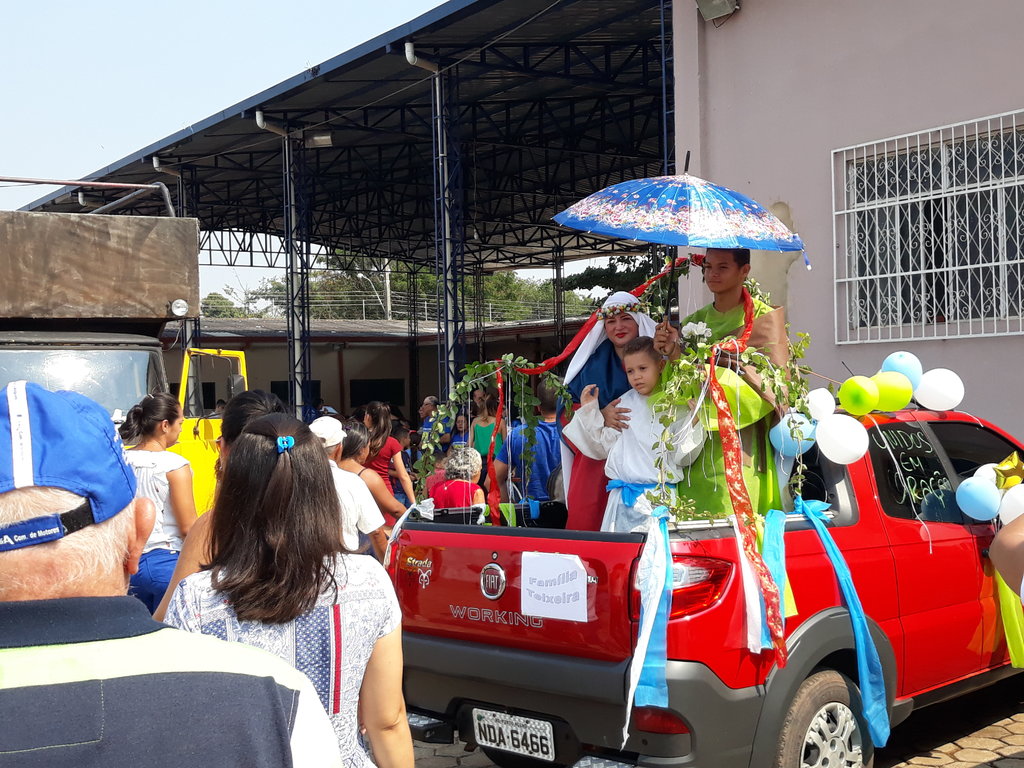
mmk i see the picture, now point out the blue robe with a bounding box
[567,339,630,406]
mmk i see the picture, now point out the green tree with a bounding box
[244,258,594,322]
[200,291,245,318]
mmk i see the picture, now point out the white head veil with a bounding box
[564,291,659,388]
[561,291,658,501]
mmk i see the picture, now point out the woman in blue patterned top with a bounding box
[165,414,413,768]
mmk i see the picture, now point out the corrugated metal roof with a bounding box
[27,0,671,272]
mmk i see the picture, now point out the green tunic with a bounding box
[674,298,783,519]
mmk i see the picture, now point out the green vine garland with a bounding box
[413,354,574,508]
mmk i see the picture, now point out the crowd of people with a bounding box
[0,363,571,763]
[0,246,802,765]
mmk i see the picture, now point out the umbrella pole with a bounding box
[663,247,678,324]
[662,150,692,322]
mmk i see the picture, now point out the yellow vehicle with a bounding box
[0,210,246,513]
[172,348,248,514]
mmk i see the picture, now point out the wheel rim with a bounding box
[800,701,864,768]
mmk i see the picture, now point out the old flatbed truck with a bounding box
[0,209,245,511]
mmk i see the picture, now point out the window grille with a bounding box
[832,110,1024,343]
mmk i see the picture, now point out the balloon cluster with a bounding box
[956,453,1024,523]
[836,352,965,416]
[769,351,967,468]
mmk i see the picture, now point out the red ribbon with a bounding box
[706,288,787,666]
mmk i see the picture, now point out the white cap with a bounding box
[309,416,345,448]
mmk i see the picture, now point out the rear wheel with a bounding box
[774,670,874,768]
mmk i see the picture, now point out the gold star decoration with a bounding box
[994,452,1024,490]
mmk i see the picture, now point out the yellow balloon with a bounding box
[871,371,914,412]
[995,452,1024,490]
[838,376,879,416]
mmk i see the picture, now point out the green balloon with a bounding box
[838,376,879,416]
[871,371,914,412]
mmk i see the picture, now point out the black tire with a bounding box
[481,747,565,768]
[774,669,875,768]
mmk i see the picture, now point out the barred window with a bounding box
[832,111,1024,343]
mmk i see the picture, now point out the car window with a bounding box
[783,443,858,527]
[867,421,963,523]
[928,421,1021,482]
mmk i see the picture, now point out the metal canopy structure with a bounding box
[24,0,674,409]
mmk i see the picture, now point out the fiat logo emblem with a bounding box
[480,563,506,600]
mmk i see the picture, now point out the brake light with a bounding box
[670,556,732,618]
[632,706,690,734]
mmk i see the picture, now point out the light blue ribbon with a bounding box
[798,495,890,747]
[606,479,675,508]
[762,508,789,636]
[635,505,672,708]
[527,498,541,520]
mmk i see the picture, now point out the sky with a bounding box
[0,0,455,294]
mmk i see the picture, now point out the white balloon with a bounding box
[815,413,870,465]
[806,388,837,422]
[973,463,998,485]
[914,368,965,411]
[999,485,1024,525]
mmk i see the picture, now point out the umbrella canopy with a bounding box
[553,174,804,251]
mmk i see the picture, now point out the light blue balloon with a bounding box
[770,413,816,458]
[881,351,923,390]
[955,476,1001,522]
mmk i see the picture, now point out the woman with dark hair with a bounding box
[362,401,416,506]
[338,420,407,529]
[166,414,413,768]
[153,390,286,620]
[120,393,197,612]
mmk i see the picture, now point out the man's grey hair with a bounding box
[444,444,482,482]
[0,487,133,599]
[424,396,439,407]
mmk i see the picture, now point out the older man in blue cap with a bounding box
[0,381,341,768]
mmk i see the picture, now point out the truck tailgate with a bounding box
[392,523,645,662]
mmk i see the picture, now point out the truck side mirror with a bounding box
[228,373,245,398]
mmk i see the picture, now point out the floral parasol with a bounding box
[553,173,804,252]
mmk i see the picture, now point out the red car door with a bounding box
[926,416,1024,670]
[864,417,985,696]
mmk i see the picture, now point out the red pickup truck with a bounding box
[391,409,1022,768]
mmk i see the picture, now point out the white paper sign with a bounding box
[520,552,589,622]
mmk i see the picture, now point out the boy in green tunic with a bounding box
[654,248,789,519]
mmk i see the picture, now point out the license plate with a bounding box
[472,708,555,762]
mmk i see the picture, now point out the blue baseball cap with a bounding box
[0,381,137,552]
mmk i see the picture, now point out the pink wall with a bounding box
[674,0,1024,438]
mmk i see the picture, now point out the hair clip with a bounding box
[276,436,295,454]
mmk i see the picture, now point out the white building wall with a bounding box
[674,0,1024,438]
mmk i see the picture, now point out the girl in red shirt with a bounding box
[362,401,416,503]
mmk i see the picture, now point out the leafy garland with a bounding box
[647,278,813,523]
[413,354,574,507]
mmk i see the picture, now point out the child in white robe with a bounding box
[563,337,704,532]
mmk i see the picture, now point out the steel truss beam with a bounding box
[432,64,466,399]
[282,137,316,419]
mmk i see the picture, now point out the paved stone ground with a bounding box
[414,677,1024,768]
